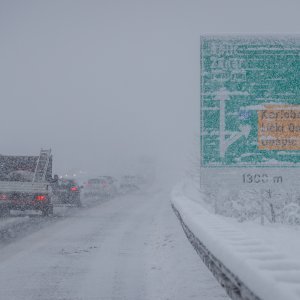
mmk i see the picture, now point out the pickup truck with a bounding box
[0,150,55,216]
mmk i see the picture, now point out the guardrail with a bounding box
[172,204,261,300]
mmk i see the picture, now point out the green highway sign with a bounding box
[200,36,300,168]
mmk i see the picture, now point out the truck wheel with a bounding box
[41,204,53,216]
[0,207,10,217]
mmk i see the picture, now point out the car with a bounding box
[98,176,118,197]
[83,176,118,198]
[53,179,82,207]
[83,178,102,197]
[119,175,140,193]
[100,176,118,197]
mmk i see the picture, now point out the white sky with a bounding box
[0,0,299,177]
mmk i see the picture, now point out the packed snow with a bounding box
[172,180,300,300]
[0,187,228,300]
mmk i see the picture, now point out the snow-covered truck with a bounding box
[0,149,55,216]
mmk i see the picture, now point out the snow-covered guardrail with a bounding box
[171,182,300,300]
[172,205,260,300]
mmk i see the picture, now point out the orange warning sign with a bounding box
[258,105,300,150]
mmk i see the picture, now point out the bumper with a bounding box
[0,199,51,211]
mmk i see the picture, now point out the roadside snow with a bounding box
[0,216,30,234]
[172,181,300,300]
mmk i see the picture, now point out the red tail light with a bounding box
[0,194,7,200]
[70,186,78,191]
[35,195,46,201]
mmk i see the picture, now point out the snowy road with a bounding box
[0,188,228,300]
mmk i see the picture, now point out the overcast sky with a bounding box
[0,0,299,178]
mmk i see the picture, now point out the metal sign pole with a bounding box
[260,189,265,226]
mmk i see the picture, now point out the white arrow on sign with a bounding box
[224,125,251,150]
[214,88,251,158]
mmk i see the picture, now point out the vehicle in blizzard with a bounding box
[98,176,118,197]
[83,176,117,198]
[120,175,140,193]
[83,178,101,197]
[0,149,55,216]
[53,179,82,207]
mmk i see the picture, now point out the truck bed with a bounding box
[0,181,50,193]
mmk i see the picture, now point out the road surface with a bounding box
[0,187,228,300]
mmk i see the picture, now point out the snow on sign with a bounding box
[200,36,300,168]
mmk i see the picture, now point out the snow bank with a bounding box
[171,181,300,300]
[0,216,30,238]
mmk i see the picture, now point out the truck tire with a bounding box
[41,204,53,216]
[76,199,82,207]
[0,206,10,217]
